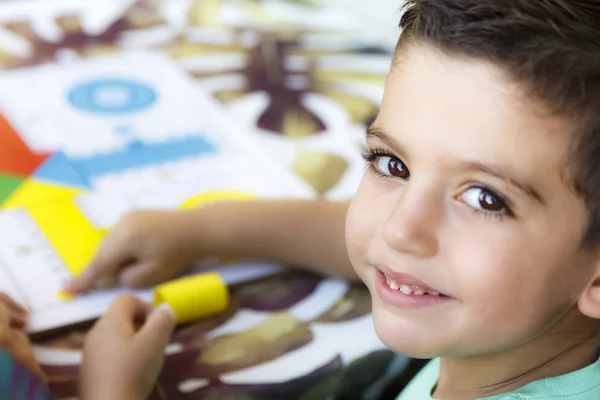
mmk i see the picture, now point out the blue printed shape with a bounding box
[67,78,157,114]
[33,152,91,189]
[71,135,216,177]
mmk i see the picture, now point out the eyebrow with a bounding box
[366,125,403,152]
[365,125,544,204]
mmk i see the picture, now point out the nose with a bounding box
[383,183,441,258]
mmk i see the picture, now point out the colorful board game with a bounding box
[0,51,315,334]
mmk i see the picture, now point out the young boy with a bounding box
[65,0,600,398]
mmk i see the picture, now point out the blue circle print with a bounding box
[67,79,157,114]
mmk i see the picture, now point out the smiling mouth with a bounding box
[379,270,451,298]
[373,268,453,308]
[384,275,442,296]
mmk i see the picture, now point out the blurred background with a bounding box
[329,0,400,50]
[0,0,402,200]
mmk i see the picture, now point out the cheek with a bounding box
[449,229,582,331]
[345,179,386,266]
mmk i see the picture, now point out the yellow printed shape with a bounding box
[27,197,105,277]
[179,190,257,210]
[57,291,76,301]
[152,272,229,324]
[1,179,103,277]
[1,179,82,209]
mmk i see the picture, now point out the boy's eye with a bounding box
[376,156,410,179]
[461,187,507,213]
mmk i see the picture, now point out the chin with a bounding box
[371,300,444,359]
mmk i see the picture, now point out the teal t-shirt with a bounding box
[397,356,600,399]
[0,349,50,400]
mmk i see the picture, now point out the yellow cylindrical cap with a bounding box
[152,273,229,325]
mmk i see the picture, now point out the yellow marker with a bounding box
[152,272,229,325]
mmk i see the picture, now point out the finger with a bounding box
[119,262,163,289]
[0,295,28,329]
[63,239,134,294]
[137,304,176,352]
[0,302,27,332]
[10,313,27,330]
[7,330,47,383]
[0,293,28,314]
[29,363,47,385]
[102,295,152,333]
[0,303,10,328]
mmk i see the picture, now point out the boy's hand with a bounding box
[0,292,28,329]
[0,293,46,383]
[63,210,198,293]
[80,295,175,400]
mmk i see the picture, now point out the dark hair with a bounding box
[397,0,600,241]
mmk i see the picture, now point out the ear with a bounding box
[578,271,600,319]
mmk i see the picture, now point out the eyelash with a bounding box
[465,188,514,221]
[360,147,514,220]
[361,147,399,179]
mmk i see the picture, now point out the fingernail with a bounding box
[154,303,177,320]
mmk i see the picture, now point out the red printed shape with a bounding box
[0,113,48,176]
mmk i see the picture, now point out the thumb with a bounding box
[138,304,176,352]
[63,241,133,294]
[8,331,47,384]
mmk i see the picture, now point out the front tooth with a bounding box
[400,285,411,295]
[414,289,424,296]
[389,280,399,290]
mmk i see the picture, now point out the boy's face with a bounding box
[346,44,599,358]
